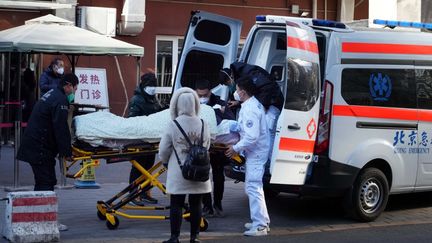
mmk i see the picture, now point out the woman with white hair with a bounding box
[159,87,211,243]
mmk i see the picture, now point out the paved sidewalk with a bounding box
[3,146,432,242]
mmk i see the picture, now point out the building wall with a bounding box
[1,0,343,115]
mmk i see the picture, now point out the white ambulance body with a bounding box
[174,11,432,222]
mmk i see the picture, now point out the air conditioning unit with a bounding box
[77,6,116,37]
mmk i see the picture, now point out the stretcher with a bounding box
[63,140,209,231]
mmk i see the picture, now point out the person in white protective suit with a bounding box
[225,75,270,237]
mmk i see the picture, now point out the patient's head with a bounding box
[170,87,200,120]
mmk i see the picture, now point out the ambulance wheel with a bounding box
[106,216,119,230]
[344,168,389,222]
[199,218,209,232]
[97,210,106,221]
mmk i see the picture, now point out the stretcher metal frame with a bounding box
[63,142,209,230]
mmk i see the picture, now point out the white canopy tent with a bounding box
[0,15,144,189]
[0,14,144,56]
[0,37,13,52]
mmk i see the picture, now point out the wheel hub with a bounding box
[360,179,381,213]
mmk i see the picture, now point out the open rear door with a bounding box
[173,11,242,92]
[270,21,320,185]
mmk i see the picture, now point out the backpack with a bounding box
[173,119,210,182]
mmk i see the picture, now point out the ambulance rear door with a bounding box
[173,11,242,94]
[270,21,321,185]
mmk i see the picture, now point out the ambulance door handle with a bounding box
[288,123,301,130]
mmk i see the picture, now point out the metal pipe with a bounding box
[325,0,328,19]
[13,120,20,188]
[312,0,317,19]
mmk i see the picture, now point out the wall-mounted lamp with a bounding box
[301,11,310,17]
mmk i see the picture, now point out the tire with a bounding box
[343,168,389,222]
[97,210,106,221]
[106,215,120,230]
[199,217,209,232]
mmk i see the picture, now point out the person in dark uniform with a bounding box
[18,73,78,191]
[128,73,164,206]
[39,58,65,95]
[195,79,235,217]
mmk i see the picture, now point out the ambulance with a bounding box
[173,11,432,222]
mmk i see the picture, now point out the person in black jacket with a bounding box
[128,73,164,206]
[18,73,77,191]
[195,79,235,217]
[39,58,65,96]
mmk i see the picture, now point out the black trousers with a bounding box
[129,154,155,195]
[203,153,227,209]
[30,162,57,191]
[169,194,203,238]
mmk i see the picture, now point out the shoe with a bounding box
[213,204,224,218]
[244,222,270,232]
[141,193,158,204]
[162,236,179,243]
[58,223,68,231]
[128,197,146,206]
[243,226,268,236]
[190,234,201,243]
[202,206,214,218]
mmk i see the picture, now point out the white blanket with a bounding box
[74,105,219,147]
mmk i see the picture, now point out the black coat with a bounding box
[230,61,284,110]
[39,67,63,95]
[17,87,72,165]
[128,85,163,117]
[207,93,235,124]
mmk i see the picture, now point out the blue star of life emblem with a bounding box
[369,73,392,101]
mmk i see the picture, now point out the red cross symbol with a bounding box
[306,118,317,139]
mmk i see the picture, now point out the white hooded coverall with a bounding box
[233,96,270,229]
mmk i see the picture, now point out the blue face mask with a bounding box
[67,93,75,103]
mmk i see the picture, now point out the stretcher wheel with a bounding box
[106,215,119,230]
[97,210,106,221]
[199,217,209,232]
[183,208,191,222]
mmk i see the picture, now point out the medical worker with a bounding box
[225,75,270,237]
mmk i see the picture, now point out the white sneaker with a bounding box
[243,226,268,236]
[244,222,270,232]
[58,223,68,231]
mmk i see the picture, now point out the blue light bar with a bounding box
[373,19,432,30]
[256,15,266,22]
[312,19,346,29]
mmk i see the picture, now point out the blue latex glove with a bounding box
[229,121,240,132]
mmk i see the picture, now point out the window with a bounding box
[180,50,224,89]
[416,69,432,110]
[156,36,184,87]
[285,58,320,111]
[341,68,416,108]
[194,20,231,45]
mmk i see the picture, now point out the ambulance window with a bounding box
[285,58,320,111]
[180,50,224,89]
[194,20,231,46]
[341,68,416,108]
[416,69,432,109]
[315,33,326,83]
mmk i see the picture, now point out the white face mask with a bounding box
[144,86,156,95]
[199,97,209,104]
[233,90,241,101]
[57,67,64,75]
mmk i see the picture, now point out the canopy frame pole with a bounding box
[13,53,22,189]
[136,57,141,86]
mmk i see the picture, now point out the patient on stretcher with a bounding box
[73,104,239,148]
